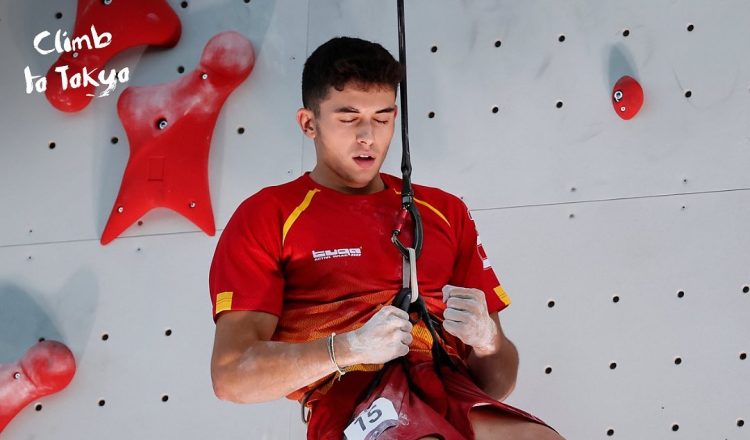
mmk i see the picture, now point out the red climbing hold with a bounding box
[45,0,181,112]
[0,341,76,433]
[612,75,644,120]
[100,31,256,245]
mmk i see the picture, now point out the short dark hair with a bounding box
[302,36,404,113]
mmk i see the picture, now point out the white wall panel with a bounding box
[1,0,748,439]
[0,0,305,247]
[0,232,307,439]
[404,0,750,210]
[477,188,750,438]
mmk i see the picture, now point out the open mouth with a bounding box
[353,154,375,165]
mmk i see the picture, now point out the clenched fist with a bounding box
[340,306,413,365]
[441,284,498,354]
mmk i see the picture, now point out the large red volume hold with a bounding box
[45,0,181,112]
[612,75,644,120]
[0,341,76,433]
[100,31,256,245]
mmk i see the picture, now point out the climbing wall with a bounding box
[0,0,748,438]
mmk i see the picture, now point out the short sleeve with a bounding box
[448,199,511,314]
[208,194,285,322]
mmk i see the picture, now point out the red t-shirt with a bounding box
[209,172,511,399]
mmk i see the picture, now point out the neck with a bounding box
[309,167,385,195]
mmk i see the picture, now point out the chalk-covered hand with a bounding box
[441,284,498,353]
[342,305,413,366]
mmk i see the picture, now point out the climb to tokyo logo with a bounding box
[23,25,130,98]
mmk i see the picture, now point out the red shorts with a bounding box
[306,355,549,440]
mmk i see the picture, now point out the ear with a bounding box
[296,108,317,139]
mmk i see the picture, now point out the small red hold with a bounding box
[0,341,76,433]
[612,75,644,120]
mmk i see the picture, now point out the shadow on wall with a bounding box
[0,283,62,363]
[0,270,99,364]
[607,44,639,89]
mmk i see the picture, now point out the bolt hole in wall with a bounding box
[48,141,56,150]
[177,65,185,74]
[101,333,109,341]
[110,136,118,144]
[98,399,105,407]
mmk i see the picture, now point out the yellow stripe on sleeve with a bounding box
[493,285,511,306]
[215,291,234,315]
[282,189,321,245]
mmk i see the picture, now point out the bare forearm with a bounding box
[213,336,350,404]
[212,306,413,405]
[467,333,518,401]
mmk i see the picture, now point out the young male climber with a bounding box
[209,36,563,440]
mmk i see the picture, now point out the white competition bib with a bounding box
[344,397,399,440]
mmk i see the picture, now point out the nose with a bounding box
[356,121,374,146]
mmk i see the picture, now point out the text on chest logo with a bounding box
[312,247,362,261]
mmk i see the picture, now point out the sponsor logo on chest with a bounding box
[312,247,363,261]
